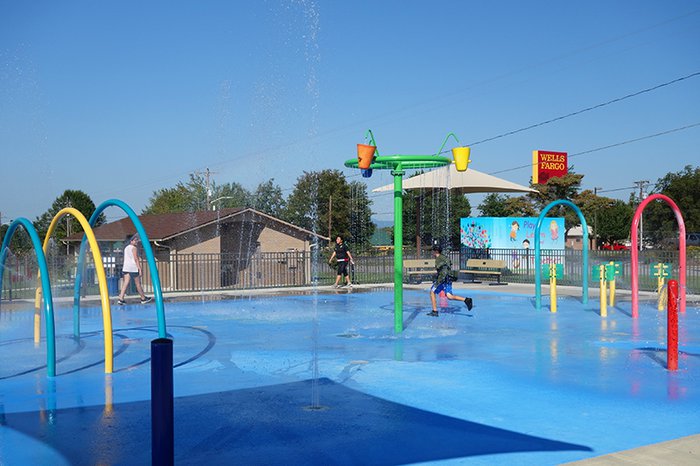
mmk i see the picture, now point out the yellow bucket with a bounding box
[357,144,377,169]
[452,147,471,172]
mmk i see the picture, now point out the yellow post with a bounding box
[34,287,42,344]
[599,264,607,317]
[653,263,668,311]
[550,263,557,313]
[657,274,666,311]
[33,307,41,346]
[608,261,616,307]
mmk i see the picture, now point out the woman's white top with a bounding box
[122,244,139,273]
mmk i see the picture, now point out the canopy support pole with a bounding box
[392,167,404,333]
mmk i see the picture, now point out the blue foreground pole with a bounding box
[152,338,174,466]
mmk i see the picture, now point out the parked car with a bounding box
[687,233,700,247]
[601,241,629,251]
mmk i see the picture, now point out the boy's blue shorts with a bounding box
[431,281,452,295]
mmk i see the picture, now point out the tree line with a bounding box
[2,165,698,254]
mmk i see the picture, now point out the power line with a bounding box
[463,71,700,148]
[489,121,700,176]
[597,186,635,194]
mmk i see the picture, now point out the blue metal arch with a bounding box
[534,200,589,310]
[73,199,166,337]
[0,218,57,377]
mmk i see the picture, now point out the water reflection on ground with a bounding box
[0,288,698,464]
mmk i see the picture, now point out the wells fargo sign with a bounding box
[532,150,568,184]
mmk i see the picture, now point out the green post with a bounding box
[392,167,404,333]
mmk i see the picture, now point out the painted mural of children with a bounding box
[510,221,519,241]
[550,220,559,241]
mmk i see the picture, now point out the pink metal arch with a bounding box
[631,194,686,318]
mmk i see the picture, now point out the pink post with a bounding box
[667,280,678,371]
[630,194,686,318]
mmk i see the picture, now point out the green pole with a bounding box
[392,167,404,333]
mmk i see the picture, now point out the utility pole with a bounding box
[205,168,212,210]
[633,180,649,251]
[195,168,217,210]
[593,187,603,250]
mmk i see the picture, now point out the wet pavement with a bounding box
[1,283,698,464]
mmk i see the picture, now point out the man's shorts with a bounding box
[431,281,452,295]
[336,260,349,276]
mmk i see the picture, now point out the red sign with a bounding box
[532,150,568,184]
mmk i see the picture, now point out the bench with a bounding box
[403,259,435,284]
[461,259,507,285]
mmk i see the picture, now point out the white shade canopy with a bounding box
[372,163,537,194]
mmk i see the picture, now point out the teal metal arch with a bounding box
[73,199,166,337]
[534,200,589,310]
[0,218,57,377]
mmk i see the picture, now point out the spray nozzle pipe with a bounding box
[364,129,380,157]
[436,132,461,157]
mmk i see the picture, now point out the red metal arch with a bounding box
[630,194,686,317]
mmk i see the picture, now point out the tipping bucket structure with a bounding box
[357,144,377,169]
[452,147,471,172]
[346,131,453,333]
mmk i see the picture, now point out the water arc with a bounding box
[534,200,589,310]
[73,199,167,338]
[0,218,57,377]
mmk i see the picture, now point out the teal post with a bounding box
[0,218,57,377]
[393,167,404,333]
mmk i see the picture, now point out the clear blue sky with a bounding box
[1,1,699,224]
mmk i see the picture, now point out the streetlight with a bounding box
[210,196,237,210]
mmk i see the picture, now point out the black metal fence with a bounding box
[2,248,699,300]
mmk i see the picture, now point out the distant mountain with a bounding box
[373,219,393,229]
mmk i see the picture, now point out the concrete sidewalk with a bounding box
[564,434,700,465]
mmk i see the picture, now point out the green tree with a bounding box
[532,171,584,230]
[478,193,537,217]
[252,179,286,217]
[402,188,471,251]
[34,190,105,244]
[596,199,634,243]
[214,182,252,210]
[643,165,700,245]
[144,184,193,214]
[283,170,374,249]
[478,193,511,217]
[574,189,632,245]
[1,222,33,254]
[347,181,375,251]
[143,173,251,213]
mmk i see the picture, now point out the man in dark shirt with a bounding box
[429,245,473,316]
[329,235,355,287]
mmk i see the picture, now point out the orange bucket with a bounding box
[357,144,377,169]
[452,146,471,172]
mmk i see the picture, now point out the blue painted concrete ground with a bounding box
[1,287,699,465]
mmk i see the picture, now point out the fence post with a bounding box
[190,252,195,291]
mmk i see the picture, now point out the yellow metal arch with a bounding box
[37,207,114,373]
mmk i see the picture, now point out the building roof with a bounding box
[567,224,593,237]
[65,208,329,243]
